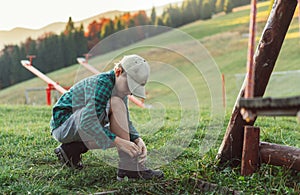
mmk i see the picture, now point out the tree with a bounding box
[128,18,135,28]
[0,48,12,89]
[162,12,172,27]
[224,0,234,14]
[215,0,225,13]
[121,12,132,28]
[150,7,157,25]
[74,24,88,57]
[162,5,183,27]
[100,19,114,39]
[201,0,213,20]
[114,16,125,32]
[210,0,217,13]
[182,0,196,24]
[64,17,75,35]
[133,10,149,26]
[87,20,101,50]
[155,17,164,26]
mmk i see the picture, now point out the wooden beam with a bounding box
[76,57,147,109]
[241,126,260,176]
[217,0,298,165]
[260,142,300,171]
[238,96,300,116]
[21,60,67,94]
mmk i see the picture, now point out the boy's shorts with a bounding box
[52,101,111,143]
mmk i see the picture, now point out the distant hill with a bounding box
[0,10,122,49]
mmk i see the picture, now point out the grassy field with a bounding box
[1,1,300,194]
[0,105,299,194]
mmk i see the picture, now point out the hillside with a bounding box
[0,1,299,108]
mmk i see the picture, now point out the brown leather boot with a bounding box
[117,150,164,181]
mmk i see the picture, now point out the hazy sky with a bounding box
[0,0,182,31]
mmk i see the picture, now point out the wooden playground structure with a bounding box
[21,56,67,106]
[21,55,146,108]
[217,0,300,175]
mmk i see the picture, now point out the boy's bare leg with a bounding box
[109,96,130,141]
[84,96,131,150]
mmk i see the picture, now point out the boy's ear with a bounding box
[115,67,122,77]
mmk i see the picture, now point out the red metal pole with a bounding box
[245,0,257,98]
[83,53,92,64]
[46,84,53,106]
[242,0,257,122]
[26,55,36,65]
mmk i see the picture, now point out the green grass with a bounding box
[0,105,299,194]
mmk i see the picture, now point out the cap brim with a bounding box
[127,75,146,99]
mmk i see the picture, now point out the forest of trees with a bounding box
[0,0,252,90]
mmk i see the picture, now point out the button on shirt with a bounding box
[50,70,139,149]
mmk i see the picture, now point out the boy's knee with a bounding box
[110,96,126,114]
[110,96,124,106]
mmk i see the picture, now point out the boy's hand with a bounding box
[114,137,140,157]
[134,138,147,165]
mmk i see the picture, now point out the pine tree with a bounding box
[64,17,75,35]
[114,17,125,32]
[150,7,157,25]
[224,0,234,14]
[155,17,164,26]
[215,0,225,13]
[201,0,213,20]
[75,24,88,57]
[0,48,12,88]
[182,0,195,24]
[128,18,135,28]
[100,19,114,39]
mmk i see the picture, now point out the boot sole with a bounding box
[54,147,75,168]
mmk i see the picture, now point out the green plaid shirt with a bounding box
[50,70,139,149]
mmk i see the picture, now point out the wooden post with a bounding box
[241,126,260,176]
[260,142,300,171]
[217,0,298,165]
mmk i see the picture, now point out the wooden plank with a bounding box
[238,96,300,116]
[260,142,300,171]
[76,57,147,109]
[238,96,300,109]
[241,126,260,176]
[21,60,67,94]
[217,0,298,165]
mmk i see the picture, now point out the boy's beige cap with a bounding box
[119,54,150,99]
